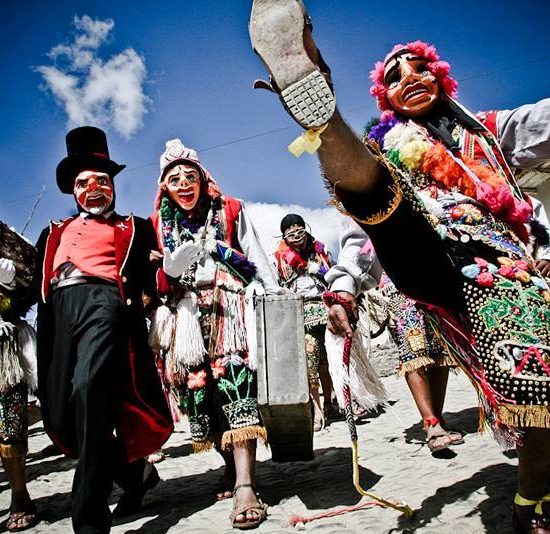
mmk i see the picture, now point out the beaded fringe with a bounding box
[398,355,436,376]
[191,440,215,454]
[498,404,550,429]
[220,425,268,451]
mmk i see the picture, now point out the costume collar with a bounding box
[418,98,484,149]
[79,210,114,220]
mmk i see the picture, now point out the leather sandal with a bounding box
[249,0,335,129]
[440,418,465,445]
[230,484,268,530]
[424,416,451,454]
[215,475,235,501]
[6,508,38,532]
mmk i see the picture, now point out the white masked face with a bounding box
[73,170,114,215]
[284,224,307,251]
[163,164,201,211]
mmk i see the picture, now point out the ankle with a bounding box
[423,416,441,430]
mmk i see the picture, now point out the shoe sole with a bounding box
[249,0,335,129]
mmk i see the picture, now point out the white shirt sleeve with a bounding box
[236,201,282,294]
[531,196,550,261]
[496,98,550,169]
[324,215,382,296]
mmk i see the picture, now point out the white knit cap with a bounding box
[157,138,201,184]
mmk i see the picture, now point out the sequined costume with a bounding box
[0,238,37,459]
[337,98,550,444]
[380,274,456,375]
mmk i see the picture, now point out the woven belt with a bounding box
[53,277,117,290]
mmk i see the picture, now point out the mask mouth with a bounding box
[402,81,430,102]
[177,188,196,198]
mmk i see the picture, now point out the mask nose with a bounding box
[401,64,417,85]
[87,178,99,191]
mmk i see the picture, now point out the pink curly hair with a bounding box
[369,40,458,112]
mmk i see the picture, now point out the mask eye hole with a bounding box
[284,229,306,240]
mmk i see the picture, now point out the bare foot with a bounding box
[230,485,267,529]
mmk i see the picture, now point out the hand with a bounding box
[327,291,358,338]
[163,243,203,278]
[536,259,550,278]
[0,319,15,337]
[149,250,163,265]
[307,261,320,275]
[0,258,16,288]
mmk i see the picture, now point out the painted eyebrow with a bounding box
[384,56,427,84]
[166,168,200,180]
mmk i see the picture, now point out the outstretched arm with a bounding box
[318,110,388,194]
[497,98,550,168]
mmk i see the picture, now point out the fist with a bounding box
[536,259,550,279]
[0,319,15,337]
[0,258,16,288]
[327,292,358,338]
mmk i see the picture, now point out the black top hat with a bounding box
[56,126,126,194]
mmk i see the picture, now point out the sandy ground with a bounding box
[0,366,519,534]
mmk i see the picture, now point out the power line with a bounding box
[2,55,548,207]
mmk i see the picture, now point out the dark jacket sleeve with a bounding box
[133,217,160,311]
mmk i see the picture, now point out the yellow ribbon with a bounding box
[351,439,415,518]
[288,124,328,157]
[515,493,550,515]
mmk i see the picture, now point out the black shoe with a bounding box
[113,465,160,518]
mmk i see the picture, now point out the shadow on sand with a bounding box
[115,446,380,533]
[393,462,516,534]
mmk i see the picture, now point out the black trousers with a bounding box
[48,284,144,534]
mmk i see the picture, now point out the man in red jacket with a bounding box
[35,126,173,534]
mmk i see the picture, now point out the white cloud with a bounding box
[36,15,149,139]
[245,201,344,258]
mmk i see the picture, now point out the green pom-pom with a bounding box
[387,149,402,167]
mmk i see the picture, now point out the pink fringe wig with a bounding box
[369,40,458,112]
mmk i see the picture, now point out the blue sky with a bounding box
[1,0,550,244]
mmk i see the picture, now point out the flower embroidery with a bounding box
[497,257,531,284]
[222,354,246,367]
[461,257,498,287]
[211,358,226,379]
[449,204,483,224]
[187,369,207,390]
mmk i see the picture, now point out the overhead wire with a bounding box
[1,55,548,208]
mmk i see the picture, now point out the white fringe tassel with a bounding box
[219,291,248,356]
[171,295,207,374]
[149,304,176,352]
[325,304,388,411]
[0,327,24,393]
[17,321,37,392]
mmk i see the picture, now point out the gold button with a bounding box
[121,276,128,283]
[126,298,132,305]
